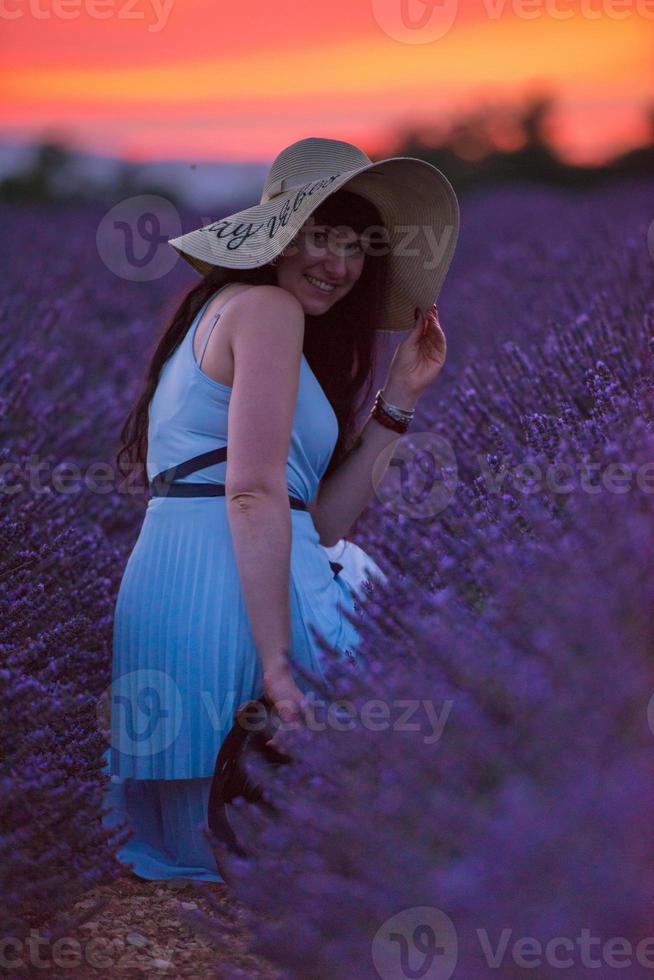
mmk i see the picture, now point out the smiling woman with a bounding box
[104,274,374,881]
[275,217,368,304]
[104,136,458,883]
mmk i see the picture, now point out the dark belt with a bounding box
[149,446,343,578]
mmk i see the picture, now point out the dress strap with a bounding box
[152,447,228,489]
[149,450,341,576]
[198,312,222,370]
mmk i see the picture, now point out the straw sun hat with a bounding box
[167,136,460,333]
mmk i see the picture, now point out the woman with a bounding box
[102,137,459,882]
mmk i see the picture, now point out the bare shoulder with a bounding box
[222,283,303,319]
[222,285,305,353]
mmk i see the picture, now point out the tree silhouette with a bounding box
[0,139,75,202]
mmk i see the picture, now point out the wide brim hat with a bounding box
[168,136,460,333]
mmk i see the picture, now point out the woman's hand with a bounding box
[262,663,311,750]
[384,304,447,403]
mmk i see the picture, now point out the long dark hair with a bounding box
[115,188,390,493]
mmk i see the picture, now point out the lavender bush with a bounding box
[1,176,653,978]
[199,178,654,980]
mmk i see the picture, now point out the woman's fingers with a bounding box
[415,304,440,329]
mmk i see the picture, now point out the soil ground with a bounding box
[33,868,281,980]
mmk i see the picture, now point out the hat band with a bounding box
[263,169,344,202]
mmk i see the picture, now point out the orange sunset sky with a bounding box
[0,0,652,164]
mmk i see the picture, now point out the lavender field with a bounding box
[2,175,654,979]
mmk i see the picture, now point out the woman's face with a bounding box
[274,215,367,315]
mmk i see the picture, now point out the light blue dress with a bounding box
[101,285,383,881]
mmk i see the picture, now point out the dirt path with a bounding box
[36,869,281,979]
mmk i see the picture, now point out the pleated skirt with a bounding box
[107,495,363,782]
[102,495,368,880]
